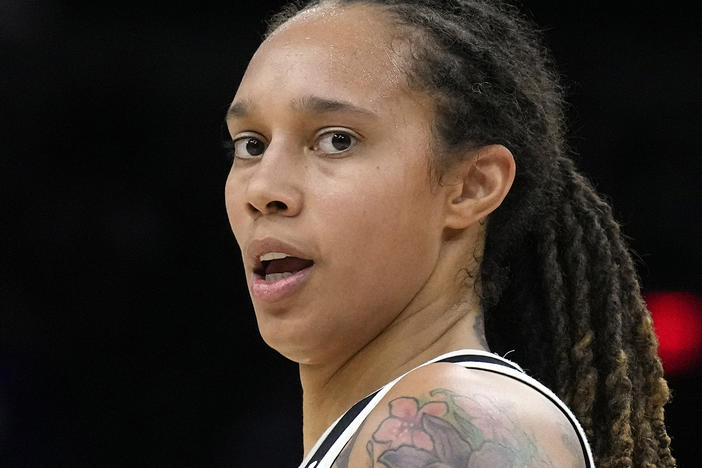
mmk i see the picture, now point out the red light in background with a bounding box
[645,291,702,376]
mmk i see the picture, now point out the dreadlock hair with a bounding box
[267,0,676,466]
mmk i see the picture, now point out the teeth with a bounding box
[260,252,289,262]
[264,272,294,282]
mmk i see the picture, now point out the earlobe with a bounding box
[444,144,516,230]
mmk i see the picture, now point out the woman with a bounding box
[223,0,676,466]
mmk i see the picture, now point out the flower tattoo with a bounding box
[372,397,448,451]
[361,389,554,468]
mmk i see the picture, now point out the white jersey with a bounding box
[299,349,595,468]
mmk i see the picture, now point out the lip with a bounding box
[246,237,315,303]
[246,237,314,269]
[251,266,314,302]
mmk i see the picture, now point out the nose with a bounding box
[244,141,303,218]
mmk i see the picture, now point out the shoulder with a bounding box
[334,362,587,468]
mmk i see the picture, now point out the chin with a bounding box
[266,343,324,366]
[258,323,316,363]
[259,327,346,367]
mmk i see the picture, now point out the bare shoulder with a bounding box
[333,362,587,468]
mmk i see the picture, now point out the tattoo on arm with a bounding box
[362,389,554,467]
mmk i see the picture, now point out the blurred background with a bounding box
[1,1,700,466]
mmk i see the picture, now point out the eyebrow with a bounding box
[225,95,378,121]
[293,95,378,118]
[226,100,253,120]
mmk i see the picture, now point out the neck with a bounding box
[299,294,487,452]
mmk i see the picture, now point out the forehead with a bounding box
[233,3,413,113]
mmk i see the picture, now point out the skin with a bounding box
[224,3,583,466]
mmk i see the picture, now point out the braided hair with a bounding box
[266,1,676,466]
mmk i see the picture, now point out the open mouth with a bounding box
[255,254,315,282]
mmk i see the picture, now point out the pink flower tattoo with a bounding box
[372,397,448,451]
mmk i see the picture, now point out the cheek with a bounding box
[224,172,248,245]
[312,164,439,302]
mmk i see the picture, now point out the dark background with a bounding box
[2,1,700,466]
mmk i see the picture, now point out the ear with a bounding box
[443,144,515,230]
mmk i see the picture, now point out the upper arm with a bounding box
[333,363,587,468]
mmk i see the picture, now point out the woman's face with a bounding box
[225,4,454,364]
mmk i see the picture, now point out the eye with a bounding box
[316,130,358,155]
[233,135,267,159]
